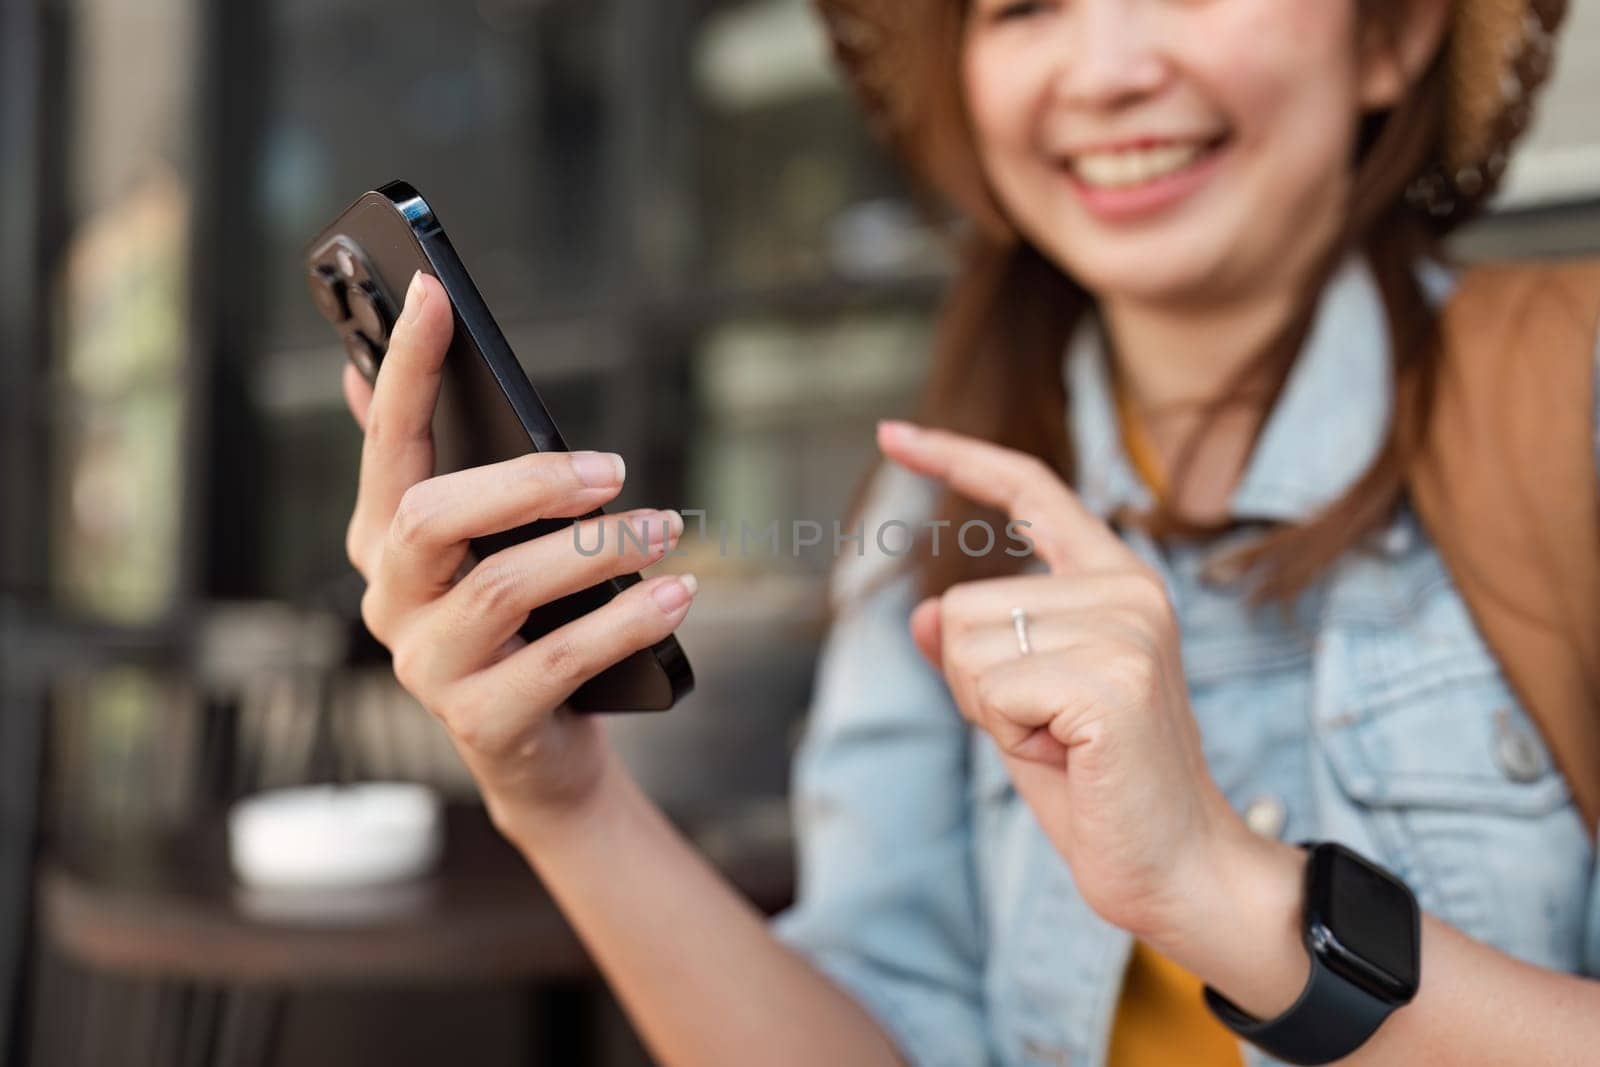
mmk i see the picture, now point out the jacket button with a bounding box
[1196,550,1245,589]
[1021,1037,1074,1065]
[1492,708,1549,783]
[1380,518,1414,557]
[1243,794,1287,839]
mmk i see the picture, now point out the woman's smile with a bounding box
[1056,133,1233,223]
[960,0,1382,301]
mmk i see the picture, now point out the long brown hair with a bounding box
[835,0,1466,615]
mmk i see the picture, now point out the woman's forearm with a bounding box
[1160,833,1600,1066]
[495,748,904,1067]
[1352,912,1600,1066]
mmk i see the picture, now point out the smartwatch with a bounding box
[1203,841,1420,1066]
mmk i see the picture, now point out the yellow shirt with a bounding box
[1106,373,1243,1067]
[1107,942,1244,1067]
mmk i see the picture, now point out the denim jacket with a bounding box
[771,255,1600,1067]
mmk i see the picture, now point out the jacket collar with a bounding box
[1063,254,1458,525]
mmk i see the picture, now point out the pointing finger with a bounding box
[876,420,1133,574]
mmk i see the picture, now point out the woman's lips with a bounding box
[1059,136,1231,224]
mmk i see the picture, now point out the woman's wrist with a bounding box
[1148,822,1311,1021]
[486,742,637,862]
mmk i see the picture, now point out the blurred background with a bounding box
[0,0,1596,1064]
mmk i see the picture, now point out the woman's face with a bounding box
[962,0,1397,304]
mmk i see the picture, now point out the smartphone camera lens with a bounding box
[344,332,382,382]
[347,282,391,345]
[307,267,348,324]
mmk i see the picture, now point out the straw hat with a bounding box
[813,0,1570,222]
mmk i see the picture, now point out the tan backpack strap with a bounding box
[1410,259,1600,837]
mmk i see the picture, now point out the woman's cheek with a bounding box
[1235,80,1360,247]
[1201,1,1363,193]
[963,45,1044,178]
[1187,56,1359,284]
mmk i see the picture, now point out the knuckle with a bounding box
[972,671,1004,720]
[460,557,522,618]
[390,483,440,549]
[634,579,677,622]
[389,639,431,695]
[537,634,590,689]
[1122,570,1175,625]
[361,406,390,445]
[1103,646,1157,702]
[1123,567,1164,602]
[440,703,489,754]
[1112,606,1157,648]
[1143,574,1174,614]
[1020,453,1053,481]
[940,587,979,634]
[952,692,982,727]
[433,680,484,733]
[509,453,589,518]
[1132,566,1171,601]
[345,523,370,576]
[431,682,506,757]
[344,524,368,575]
[946,627,984,674]
[359,585,390,644]
[618,584,675,643]
[618,600,664,644]
[997,729,1036,760]
[362,406,407,452]
[523,451,577,493]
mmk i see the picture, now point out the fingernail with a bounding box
[651,573,697,613]
[572,451,625,488]
[635,509,683,546]
[627,510,679,545]
[879,419,917,442]
[400,271,427,325]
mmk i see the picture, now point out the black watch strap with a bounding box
[1203,933,1398,1066]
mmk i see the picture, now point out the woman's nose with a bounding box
[1048,0,1170,109]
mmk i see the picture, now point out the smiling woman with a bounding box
[323,1,1598,1066]
[765,0,1599,1064]
[961,0,1374,296]
[830,0,1481,594]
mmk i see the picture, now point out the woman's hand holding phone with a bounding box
[340,272,699,831]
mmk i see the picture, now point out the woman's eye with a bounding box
[987,0,1051,22]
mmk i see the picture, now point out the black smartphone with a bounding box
[305,180,692,713]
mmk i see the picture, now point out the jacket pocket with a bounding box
[1312,581,1593,971]
[1314,584,1571,816]
[1315,652,1572,816]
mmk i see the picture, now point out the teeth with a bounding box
[1070,142,1207,188]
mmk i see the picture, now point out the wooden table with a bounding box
[31,801,795,1065]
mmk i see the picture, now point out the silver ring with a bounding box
[1011,606,1032,656]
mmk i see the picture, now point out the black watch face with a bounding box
[1305,843,1420,1004]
